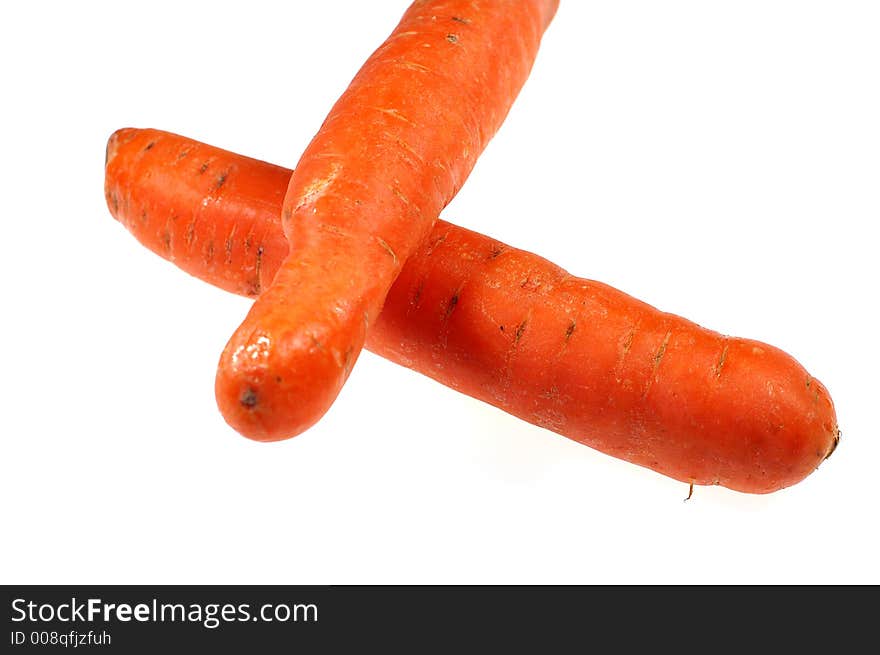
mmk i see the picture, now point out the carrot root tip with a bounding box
[824,428,841,461]
[240,388,258,409]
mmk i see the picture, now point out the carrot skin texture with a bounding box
[106,129,839,494]
[104,128,289,298]
[215,0,560,441]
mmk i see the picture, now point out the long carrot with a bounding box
[215,0,560,441]
[105,128,839,494]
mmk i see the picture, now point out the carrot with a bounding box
[105,128,840,494]
[214,0,560,441]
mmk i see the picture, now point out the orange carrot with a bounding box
[215,0,560,441]
[105,128,839,494]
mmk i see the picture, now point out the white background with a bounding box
[2,1,877,584]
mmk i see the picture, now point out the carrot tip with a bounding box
[824,427,841,461]
[105,127,138,169]
[240,388,258,409]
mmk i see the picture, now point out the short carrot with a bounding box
[105,128,839,494]
[215,0,560,441]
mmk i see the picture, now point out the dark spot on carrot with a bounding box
[499,325,505,332]
[255,246,264,284]
[161,229,171,251]
[520,274,541,291]
[199,162,209,174]
[716,343,729,379]
[225,235,234,263]
[240,388,258,409]
[621,327,636,356]
[653,332,671,367]
[246,278,261,297]
[805,376,812,389]
[177,148,190,160]
[451,16,470,24]
[205,240,214,261]
[144,141,156,152]
[184,219,196,246]
[643,331,672,398]
[444,293,459,320]
[446,33,459,43]
[140,209,148,224]
[487,245,504,259]
[275,376,282,384]
[214,171,228,191]
[244,235,253,253]
[565,320,576,341]
[514,320,528,343]
[411,280,424,308]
